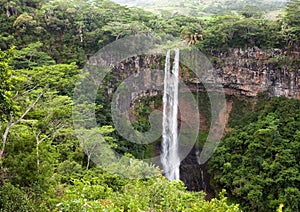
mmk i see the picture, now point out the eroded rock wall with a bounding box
[213,48,300,99]
[111,48,300,100]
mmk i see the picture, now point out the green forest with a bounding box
[113,0,288,17]
[0,0,299,211]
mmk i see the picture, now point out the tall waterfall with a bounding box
[161,48,180,181]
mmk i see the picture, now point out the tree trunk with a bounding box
[0,91,44,166]
[87,154,91,169]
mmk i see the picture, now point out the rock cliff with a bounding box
[111,47,300,100]
[210,47,300,99]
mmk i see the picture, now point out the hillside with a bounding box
[112,0,288,16]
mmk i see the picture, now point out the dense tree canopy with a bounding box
[113,0,288,17]
[209,97,300,211]
[283,0,300,48]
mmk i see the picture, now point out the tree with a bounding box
[283,0,300,49]
[0,55,79,168]
[200,14,280,50]
[25,93,72,171]
[209,97,300,211]
[0,49,13,117]
[0,90,43,166]
[285,0,300,29]
[0,49,45,166]
[78,126,116,169]
[11,42,55,69]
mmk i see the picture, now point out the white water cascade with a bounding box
[161,48,180,181]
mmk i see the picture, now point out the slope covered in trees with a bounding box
[209,96,300,211]
[112,0,288,17]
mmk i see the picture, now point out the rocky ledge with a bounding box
[111,47,300,100]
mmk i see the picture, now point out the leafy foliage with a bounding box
[209,97,300,211]
[0,49,13,116]
[198,13,283,50]
[283,0,300,48]
[113,0,288,17]
[0,183,34,211]
[55,170,240,212]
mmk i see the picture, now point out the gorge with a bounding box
[110,46,300,195]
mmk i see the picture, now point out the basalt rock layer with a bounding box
[110,47,300,100]
[210,47,300,99]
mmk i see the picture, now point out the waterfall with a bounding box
[161,48,180,181]
[200,167,207,191]
[196,149,207,191]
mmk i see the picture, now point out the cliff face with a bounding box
[111,48,300,100]
[211,48,300,99]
